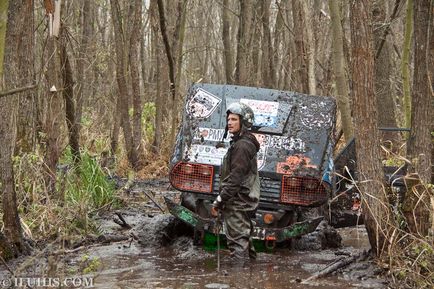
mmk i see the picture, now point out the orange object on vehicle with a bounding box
[170,162,214,193]
[280,175,327,206]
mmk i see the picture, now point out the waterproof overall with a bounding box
[219,132,260,260]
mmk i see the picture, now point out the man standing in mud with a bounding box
[212,102,261,263]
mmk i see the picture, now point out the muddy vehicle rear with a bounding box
[167,83,336,244]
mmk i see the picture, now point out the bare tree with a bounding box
[350,0,390,256]
[156,0,188,147]
[0,0,28,258]
[406,0,432,184]
[43,35,63,195]
[222,0,234,84]
[110,0,141,170]
[373,0,399,146]
[302,0,316,95]
[129,0,144,159]
[150,0,164,153]
[402,0,413,129]
[291,0,308,93]
[74,0,95,157]
[60,26,80,164]
[14,0,36,154]
[0,0,7,77]
[329,0,353,142]
[235,0,253,85]
[403,0,432,237]
[170,0,188,145]
[260,0,275,88]
[156,0,175,101]
[273,0,285,89]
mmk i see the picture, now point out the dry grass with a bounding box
[334,137,433,288]
[9,149,115,242]
[351,173,434,287]
[385,232,434,288]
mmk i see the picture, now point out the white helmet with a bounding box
[226,102,255,128]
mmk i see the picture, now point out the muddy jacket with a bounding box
[219,131,261,211]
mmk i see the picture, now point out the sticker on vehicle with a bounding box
[194,128,230,142]
[240,99,280,128]
[186,88,221,119]
[185,144,228,166]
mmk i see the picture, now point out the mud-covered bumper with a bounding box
[164,197,323,242]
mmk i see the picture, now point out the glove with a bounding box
[212,195,223,209]
[211,195,223,217]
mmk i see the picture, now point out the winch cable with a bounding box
[216,212,222,272]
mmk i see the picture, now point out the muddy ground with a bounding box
[0,179,388,289]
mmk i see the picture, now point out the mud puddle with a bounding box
[79,195,383,289]
[0,179,386,289]
[69,229,383,289]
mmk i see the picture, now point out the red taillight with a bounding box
[280,176,327,206]
[170,162,214,193]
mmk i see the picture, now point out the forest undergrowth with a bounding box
[338,142,434,288]
[1,111,171,246]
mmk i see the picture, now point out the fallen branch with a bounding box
[0,83,38,98]
[113,212,132,229]
[70,234,130,249]
[54,235,132,255]
[143,190,165,213]
[301,250,369,284]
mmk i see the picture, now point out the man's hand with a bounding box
[211,195,223,217]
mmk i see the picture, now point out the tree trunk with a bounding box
[302,0,316,95]
[250,1,261,87]
[222,0,234,84]
[350,0,390,257]
[235,0,253,85]
[282,0,294,90]
[291,0,309,93]
[60,26,80,164]
[15,0,36,154]
[75,0,94,144]
[43,35,63,195]
[149,0,163,153]
[110,93,121,156]
[110,23,120,157]
[170,0,188,147]
[110,0,141,170]
[407,0,432,184]
[430,2,434,229]
[373,0,399,147]
[0,105,25,257]
[402,0,413,129]
[260,0,274,88]
[329,0,353,142]
[0,0,35,154]
[0,0,7,77]
[129,0,144,160]
[273,0,285,89]
[152,47,163,154]
[404,0,432,237]
[156,0,175,102]
[0,0,27,258]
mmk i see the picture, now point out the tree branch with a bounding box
[375,0,403,59]
[156,0,175,101]
[0,83,37,98]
